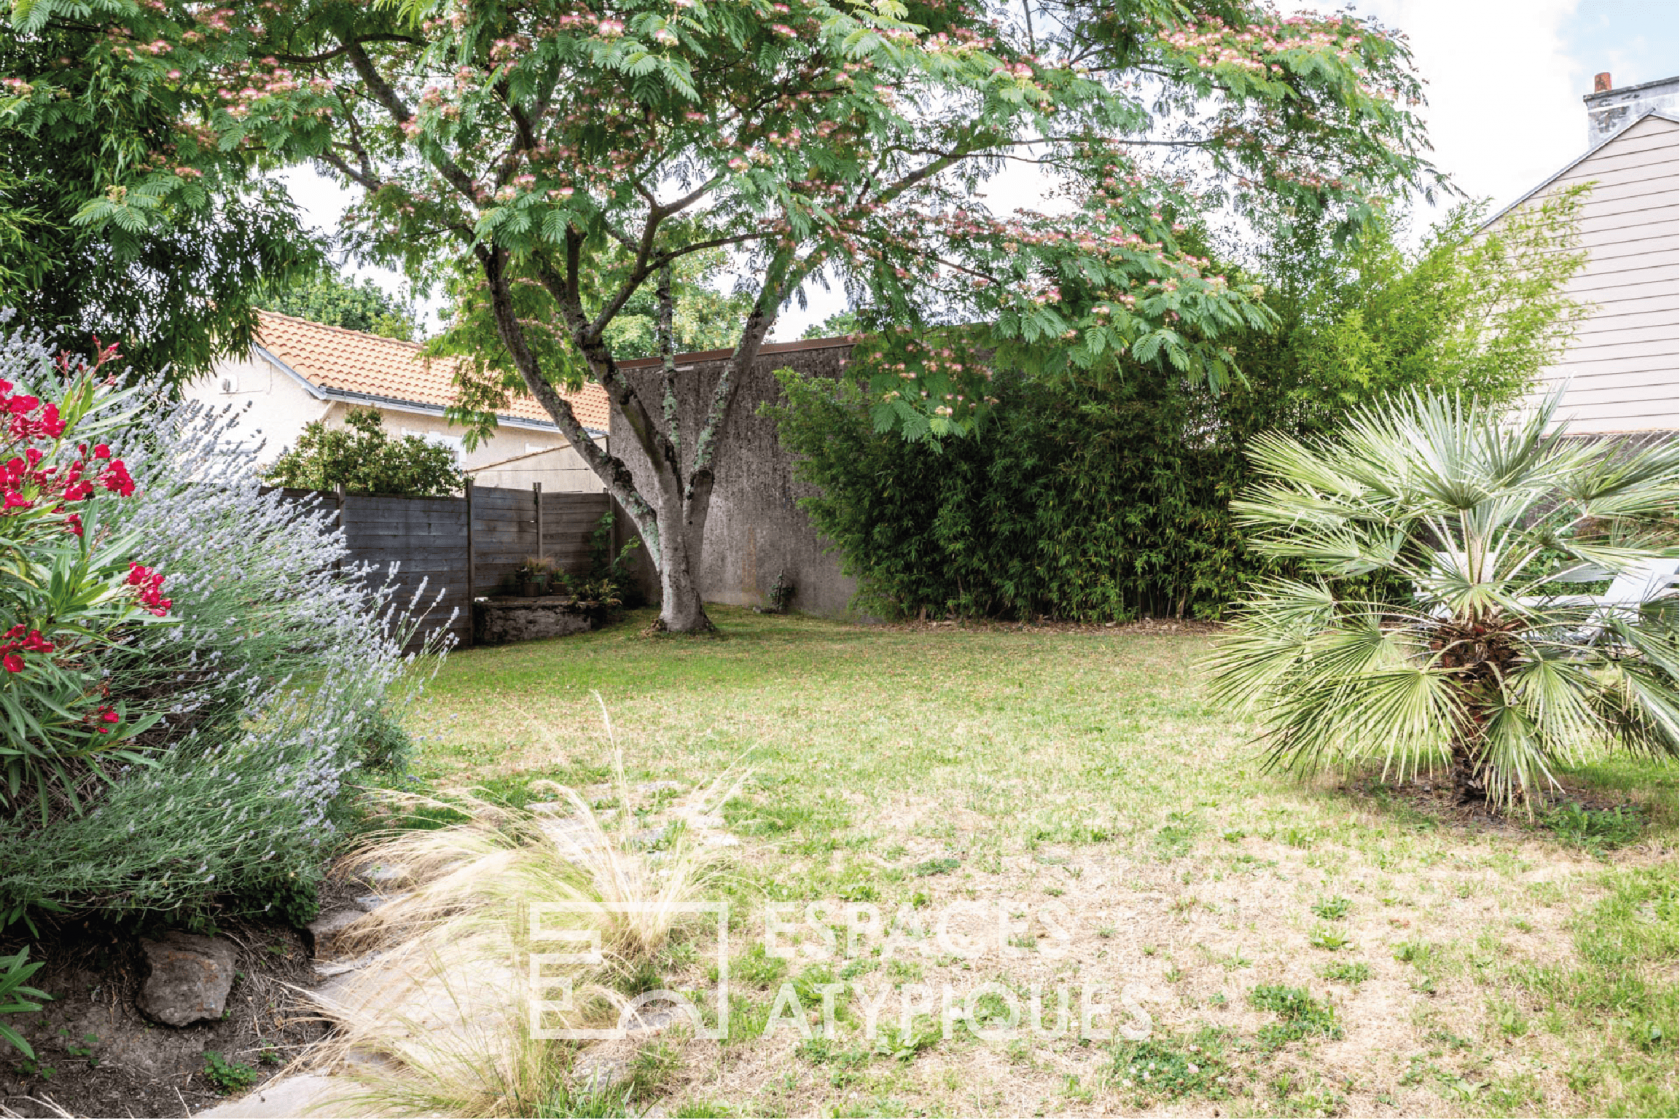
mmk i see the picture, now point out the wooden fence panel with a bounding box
[270,487,614,649]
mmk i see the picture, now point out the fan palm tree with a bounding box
[1208,389,1677,811]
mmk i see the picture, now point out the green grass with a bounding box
[410,607,1678,1116]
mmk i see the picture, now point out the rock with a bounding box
[538,815,607,853]
[353,861,410,887]
[574,1051,628,1088]
[629,824,670,850]
[636,780,685,796]
[473,597,598,645]
[303,908,366,958]
[136,931,237,1027]
[352,892,408,913]
[312,950,384,980]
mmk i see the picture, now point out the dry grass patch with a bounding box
[403,607,1677,1117]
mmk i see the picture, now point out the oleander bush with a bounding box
[0,314,446,928]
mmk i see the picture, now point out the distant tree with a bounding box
[0,27,319,385]
[265,407,463,497]
[801,311,861,341]
[262,269,422,341]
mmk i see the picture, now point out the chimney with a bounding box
[1584,73,1679,148]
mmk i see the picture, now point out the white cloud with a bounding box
[1340,0,1586,211]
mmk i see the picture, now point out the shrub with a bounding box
[0,318,444,927]
[265,405,464,497]
[0,333,174,821]
[1209,390,1677,810]
[768,364,1253,620]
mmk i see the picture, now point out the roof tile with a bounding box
[254,310,610,431]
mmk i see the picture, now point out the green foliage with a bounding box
[262,268,421,341]
[265,407,465,497]
[18,0,1445,629]
[0,344,171,823]
[0,948,50,1060]
[768,205,1586,621]
[0,327,441,929]
[354,707,415,776]
[768,362,1253,620]
[201,1049,259,1094]
[1110,1035,1231,1100]
[1545,802,1643,855]
[583,511,644,610]
[1248,985,1342,1050]
[1226,196,1589,436]
[0,28,318,385]
[438,245,752,447]
[802,311,861,341]
[1209,390,1678,810]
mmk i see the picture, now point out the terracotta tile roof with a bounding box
[253,310,611,432]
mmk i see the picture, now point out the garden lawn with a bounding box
[408,607,1678,1118]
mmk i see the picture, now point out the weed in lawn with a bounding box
[1546,801,1642,854]
[1110,1036,1231,1101]
[912,857,961,877]
[1152,813,1202,861]
[1321,961,1371,985]
[872,1015,942,1062]
[1308,925,1351,951]
[1311,896,1350,921]
[1248,985,1342,1050]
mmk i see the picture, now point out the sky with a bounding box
[285,0,1680,340]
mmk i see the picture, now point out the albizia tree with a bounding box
[12,0,1441,630]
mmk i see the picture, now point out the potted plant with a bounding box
[518,556,557,597]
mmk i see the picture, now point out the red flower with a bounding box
[92,443,111,460]
[126,562,171,616]
[2,653,21,673]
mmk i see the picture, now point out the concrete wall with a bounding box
[609,339,860,617]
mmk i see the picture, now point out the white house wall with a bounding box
[1510,113,1679,434]
[187,352,600,491]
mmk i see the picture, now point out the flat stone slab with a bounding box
[194,1073,347,1118]
[304,908,366,958]
[138,931,237,1027]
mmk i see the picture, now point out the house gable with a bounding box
[1492,110,1679,435]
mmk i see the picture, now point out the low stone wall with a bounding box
[472,596,611,645]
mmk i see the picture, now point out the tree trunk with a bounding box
[1449,739,1485,805]
[653,514,711,633]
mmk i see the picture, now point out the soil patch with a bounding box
[0,915,326,1118]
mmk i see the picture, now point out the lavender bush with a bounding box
[0,317,449,927]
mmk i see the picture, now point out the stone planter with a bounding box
[472,595,612,645]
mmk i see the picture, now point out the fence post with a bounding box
[534,481,544,565]
[333,484,346,576]
[464,479,476,648]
